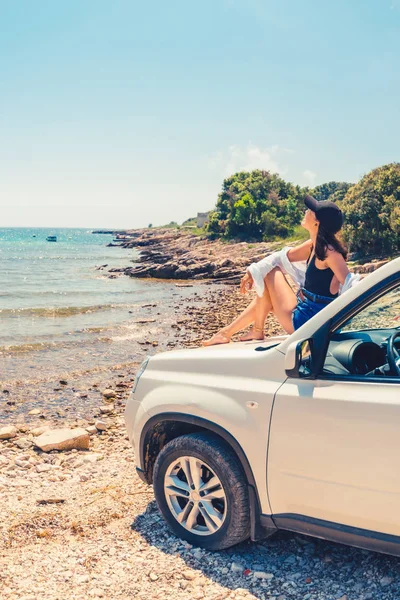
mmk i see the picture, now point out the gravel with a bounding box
[2,401,400,600]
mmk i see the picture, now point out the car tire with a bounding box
[153,432,250,550]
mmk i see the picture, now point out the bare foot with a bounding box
[202,331,231,347]
[239,327,264,342]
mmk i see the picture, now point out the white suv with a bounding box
[125,257,400,555]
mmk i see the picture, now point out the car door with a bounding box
[267,280,400,538]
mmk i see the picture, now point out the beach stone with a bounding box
[95,420,108,431]
[14,437,33,450]
[102,389,116,399]
[18,425,30,433]
[15,459,31,469]
[34,428,90,452]
[31,426,50,437]
[100,405,114,414]
[0,426,17,440]
[86,425,98,435]
[231,562,245,573]
[28,409,42,416]
[36,463,52,473]
[0,455,10,468]
[254,571,274,580]
[83,453,103,463]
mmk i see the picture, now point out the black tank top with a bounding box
[304,251,338,298]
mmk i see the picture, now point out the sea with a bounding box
[0,228,194,386]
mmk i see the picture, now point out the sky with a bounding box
[0,0,399,228]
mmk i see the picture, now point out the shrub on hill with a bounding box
[341,163,400,255]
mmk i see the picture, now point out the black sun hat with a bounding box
[304,194,344,234]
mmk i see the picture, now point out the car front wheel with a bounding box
[153,432,250,550]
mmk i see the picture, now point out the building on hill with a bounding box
[197,212,210,228]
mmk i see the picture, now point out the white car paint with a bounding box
[125,256,400,544]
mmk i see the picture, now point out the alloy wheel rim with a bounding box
[164,456,227,536]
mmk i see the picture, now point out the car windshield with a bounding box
[339,283,400,333]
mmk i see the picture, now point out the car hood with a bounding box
[144,334,288,380]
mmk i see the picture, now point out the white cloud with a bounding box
[302,169,317,187]
[209,143,291,177]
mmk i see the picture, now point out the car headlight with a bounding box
[132,357,150,393]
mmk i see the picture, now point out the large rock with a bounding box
[152,263,179,278]
[34,428,90,452]
[0,425,17,440]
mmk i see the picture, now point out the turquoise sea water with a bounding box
[0,228,193,384]
[0,227,139,345]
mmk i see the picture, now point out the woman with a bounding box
[203,195,350,346]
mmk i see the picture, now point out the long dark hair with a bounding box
[315,225,347,261]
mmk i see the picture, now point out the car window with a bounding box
[321,282,400,379]
[340,284,400,332]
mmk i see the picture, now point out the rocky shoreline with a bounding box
[104,228,390,283]
[106,229,286,283]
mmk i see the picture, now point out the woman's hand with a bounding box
[240,272,254,295]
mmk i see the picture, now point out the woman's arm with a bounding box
[287,239,313,263]
[325,250,350,285]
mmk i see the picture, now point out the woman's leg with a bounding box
[240,285,273,341]
[203,287,273,346]
[263,267,298,334]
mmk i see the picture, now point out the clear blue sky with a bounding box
[1,0,399,228]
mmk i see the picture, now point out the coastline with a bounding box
[103,227,391,283]
[1,225,391,432]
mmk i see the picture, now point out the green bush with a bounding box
[341,163,400,255]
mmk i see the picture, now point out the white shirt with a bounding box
[247,246,361,298]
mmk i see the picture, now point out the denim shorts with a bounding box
[292,288,335,331]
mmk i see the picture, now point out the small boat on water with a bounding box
[46,235,57,242]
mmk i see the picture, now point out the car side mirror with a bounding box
[285,339,314,378]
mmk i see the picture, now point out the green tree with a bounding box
[341,163,400,255]
[207,169,306,241]
[311,181,354,203]
[227,193,259,238]
[206,211,222,236]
